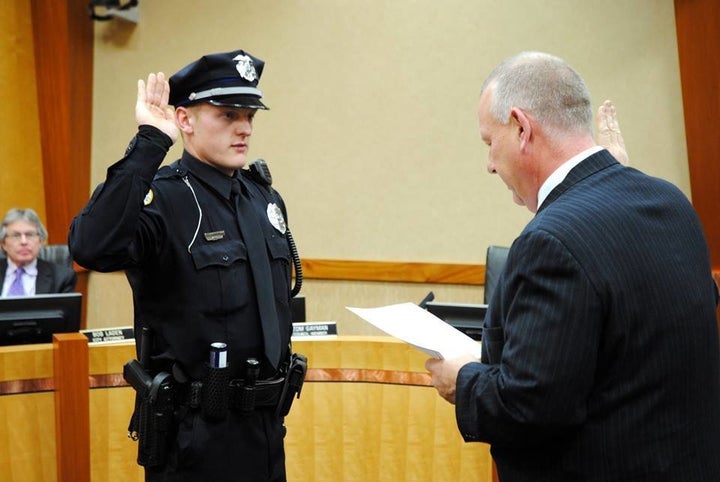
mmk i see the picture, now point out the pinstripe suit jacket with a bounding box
[0,258,77,295]
[456,150,720,481]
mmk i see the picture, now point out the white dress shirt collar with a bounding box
[537,146,604,210]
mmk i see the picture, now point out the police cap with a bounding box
[168,49,269,110]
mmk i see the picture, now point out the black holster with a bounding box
[124,360,175,468]
[276,352,308,417]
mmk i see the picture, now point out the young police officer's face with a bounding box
[1,219,43,267]
[179,103,257,176]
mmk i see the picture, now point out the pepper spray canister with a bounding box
[209,342,228,368]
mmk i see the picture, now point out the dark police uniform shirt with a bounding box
[69,125,292,381]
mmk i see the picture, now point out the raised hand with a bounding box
[136,72,179,143]
[596,100,629,165]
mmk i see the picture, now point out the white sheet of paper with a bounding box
[346,302,482,359]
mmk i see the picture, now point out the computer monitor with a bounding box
[0,293,82,346]
[425,301,487,341]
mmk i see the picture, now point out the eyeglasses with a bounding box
[4,231,41,241]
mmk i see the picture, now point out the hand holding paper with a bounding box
[346,302,482,359]
[425,355,478,404]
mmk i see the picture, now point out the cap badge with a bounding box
[267,203,287,234]
[233,54,257,82]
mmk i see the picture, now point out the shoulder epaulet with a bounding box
[240,168,267,189]
[145,161,186,206]
[155,160,187,180]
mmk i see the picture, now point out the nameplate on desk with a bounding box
[81,326,135,344]
[292,322,338,339]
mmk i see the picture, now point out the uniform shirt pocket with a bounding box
[191,239,247,270]
[190,240,251,312]
[266,235,291,303]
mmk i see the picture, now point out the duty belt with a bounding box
[186,376,285,412]
[179,352,307,420]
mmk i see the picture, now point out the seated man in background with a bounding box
[0,208,77,296]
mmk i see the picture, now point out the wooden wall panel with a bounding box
[302,259,485,285]
[29,0,92,325]
[673,0,720,321]
[30,0,92,245]
[674,0,720,269]
[0,0,45,218]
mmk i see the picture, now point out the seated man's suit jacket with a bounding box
[0,258,77,295]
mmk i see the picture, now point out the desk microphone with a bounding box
[418,291,435,309]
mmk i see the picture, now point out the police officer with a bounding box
[69,50,295,481]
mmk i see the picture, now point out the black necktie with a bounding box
[232,179,281,369]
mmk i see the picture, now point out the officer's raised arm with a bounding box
[69,73,175,271]
[136,72,179,143]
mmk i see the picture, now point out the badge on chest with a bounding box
[267,203,286,234]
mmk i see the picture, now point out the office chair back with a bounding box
[484,245,510,304]
[39,244,73,269]
[1,244,73,270]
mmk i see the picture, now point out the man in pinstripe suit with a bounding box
[426,51,720,481]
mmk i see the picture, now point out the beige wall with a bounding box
[87,0,686,332]
[0,0,45,219]
[88,271,486,335]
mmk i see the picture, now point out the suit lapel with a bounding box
[35,259,53,294]
[0,259,6,293]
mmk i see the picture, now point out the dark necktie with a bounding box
[7,267,26,296]
[232,179,281,369]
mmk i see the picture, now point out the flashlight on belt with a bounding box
[240,357,260,413]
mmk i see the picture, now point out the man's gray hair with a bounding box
[480,51,593,137]
[0,208,48,241]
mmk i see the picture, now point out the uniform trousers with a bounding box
[145,407,286,482]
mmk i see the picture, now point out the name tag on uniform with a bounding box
[204,230,225,241]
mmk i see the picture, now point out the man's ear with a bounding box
[175,107,194,134]
[510,107,532,149]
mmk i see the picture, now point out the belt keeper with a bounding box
[189,381,202,409]
[229,379,242,409]
[239,384,256,413]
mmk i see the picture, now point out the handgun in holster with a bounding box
[123,327,175,468]
[124,359,174,468]
[276,352,308,418]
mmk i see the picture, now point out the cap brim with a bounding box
[207,96,268,110]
